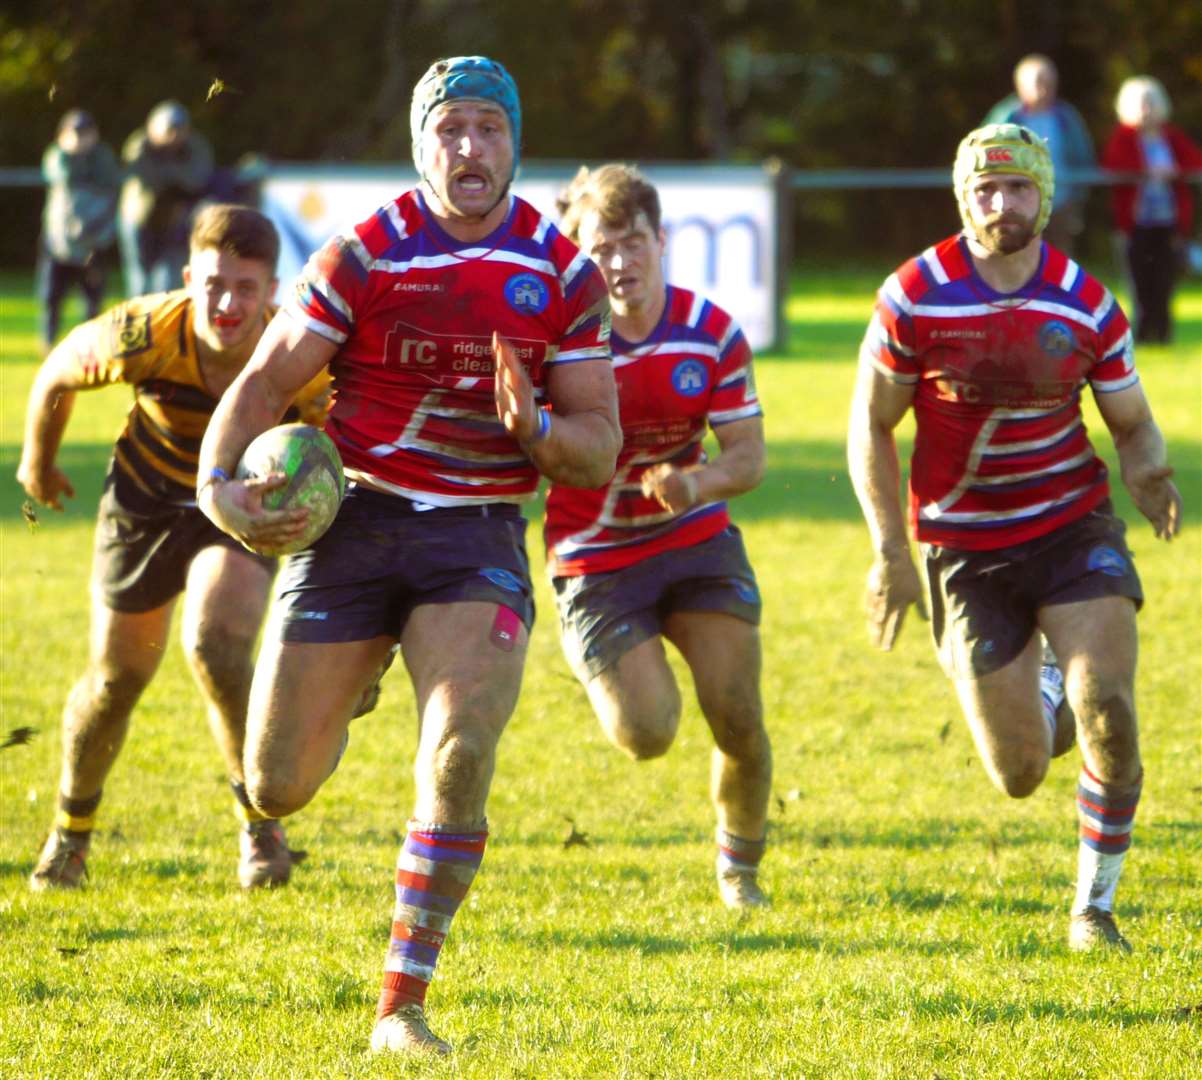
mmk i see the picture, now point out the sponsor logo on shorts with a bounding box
[504,273,549,315]
[1087,545,1128,578]
[1038,319,1075,359]
[734,580,759,604]
[480,567,523,592]
[671,358,708,397]
[291,610,330,620]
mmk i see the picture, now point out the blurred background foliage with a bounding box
[1,0,1199,263]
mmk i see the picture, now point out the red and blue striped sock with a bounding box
[376,821,487,1020]
[716,828,766,878]
[1073,765,1141,914]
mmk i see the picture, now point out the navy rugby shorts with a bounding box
[92,461,273,613]
[272,484,534,643]
[923,500,1143,679]
[552,525,761,682]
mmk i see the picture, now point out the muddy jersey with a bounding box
[61,290,328,506]
[864,234,1137,550]
[287,190,611,505]
[545,286,761,576]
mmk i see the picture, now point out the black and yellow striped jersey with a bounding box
[62,289,330,506]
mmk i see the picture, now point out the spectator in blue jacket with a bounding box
[38,109,121,351]
[986,55,1096,255]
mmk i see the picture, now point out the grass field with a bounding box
[1,266,1199,1079]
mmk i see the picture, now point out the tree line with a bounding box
[2,0,1198,262]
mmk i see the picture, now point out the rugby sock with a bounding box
[1073,765,1142,914]
[55,790,102,843]
[1039,661,1066,747]
[716,828,766,879]
[230,779,271,825]
[376,821,488,1020]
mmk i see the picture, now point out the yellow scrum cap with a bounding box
[953,123,1055,235]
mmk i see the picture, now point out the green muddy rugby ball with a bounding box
[235,423,345,556]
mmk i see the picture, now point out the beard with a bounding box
[973,213,1038,255]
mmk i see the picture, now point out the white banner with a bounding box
[260,164,780,350]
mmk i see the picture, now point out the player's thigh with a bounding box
[401,601,529,742]
[1040,596,1137,693]
[586,634,680,735]
[87,596,177,684]
[664,610,763,739]
[181,543,275,644]
[952,631,1045,759]
[247,635,397,780]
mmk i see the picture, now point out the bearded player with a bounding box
[198,58,619,1054]
[551,164,772,909]
[19,204,329,893]
[848,124,1181,952]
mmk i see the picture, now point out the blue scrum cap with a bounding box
[410,56,521,177]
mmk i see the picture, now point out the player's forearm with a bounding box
[691,437,765,503]
[199,370,292,486]
[848,417,910,556]
[1114,417,1169,489]
[526,407,621,488]
[20,369,76,476]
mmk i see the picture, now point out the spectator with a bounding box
[985,54,1095,255]
[37,109,121,351]
[118,100,214,296]
[1101,76,1202,344]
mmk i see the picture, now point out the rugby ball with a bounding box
[235,423,345,556]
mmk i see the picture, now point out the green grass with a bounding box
[1,267,1200,1078]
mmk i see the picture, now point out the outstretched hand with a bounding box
[864,548,926,651]
[1125,463,1182,540]
[16,461,75,511]
[493,331,539,444]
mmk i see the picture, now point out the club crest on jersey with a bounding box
[671,358,708,398]
[112,313,151,357]
[504,273,549,315]
[1038,319,1075,359]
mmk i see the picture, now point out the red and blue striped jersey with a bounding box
[545,286,761,576]
[864,234,1137,550]
[286,190,611,504]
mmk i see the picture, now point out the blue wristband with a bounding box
[198,465,231,497]
[530,408,552,444]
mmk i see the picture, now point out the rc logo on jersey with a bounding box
[671,358,708,398]
[1087,545,1128,578]
[112,313,151,357]
[1038,319,1075,359]
[504,273,549,315]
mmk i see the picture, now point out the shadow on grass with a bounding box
[492,925,976,959]
[902,988,1199,1026]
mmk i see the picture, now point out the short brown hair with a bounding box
[557,164,661,244]
[189,203,280,270]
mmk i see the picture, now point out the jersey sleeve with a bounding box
[707,316,761,426]
[861,273,920,384]
[1085,287,1139,394]
[58,299,161,388]
[286,232,373,345]
[550,251,611,365]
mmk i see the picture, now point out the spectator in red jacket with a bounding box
[1101,76,1202,343]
